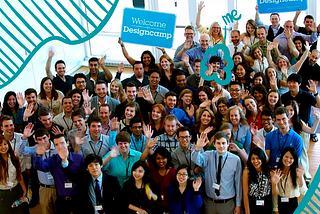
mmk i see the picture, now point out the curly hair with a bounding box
[223,105,248,126]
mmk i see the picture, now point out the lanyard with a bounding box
[280,171,290,194]
[234,128,239,141]
[258,60,264,72]
[125,157,131,177]
[131,136,144,153]
[62,116,73,132]
[88,140,103,157]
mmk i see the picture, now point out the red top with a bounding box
[247,111,263,130]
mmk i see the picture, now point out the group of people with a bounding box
[1,3,320,214]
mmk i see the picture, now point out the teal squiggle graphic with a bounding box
[0,0,119,89]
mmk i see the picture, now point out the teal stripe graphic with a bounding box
[5,1,44,42]
[0,0,119,89]
[0,22,31,53]
[80,0,102,22]
[0,8,36,47]
[55,1,89,36]
[30,0,69,39]
[69,0,97,28]
[19,0,55,37]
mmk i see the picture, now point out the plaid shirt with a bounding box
[154,133,179,152]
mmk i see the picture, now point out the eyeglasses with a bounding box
[177,173,188,177]
[230,88,241,92]
[178,136,191,140]
[218,105,227,108]
[132,126,142,129]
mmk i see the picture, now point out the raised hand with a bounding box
[313,108,320,119]
[295,9,301,17]
[143,125,154,139]
[23,103,35,121]
[199,100,211,109]
[243,36,250,46]
[310,22,317,32]
[82,89,92,104]
[52,126,64,135]
[156,47,165,54]
[241,90,249,100]
[183,40,192,50]
[228,142,240,152]
[137,87,144,98]
[267,42,274,51]
[185,104,195,119]
[212,93,222,106]
[193,177,202,191]
[118,37,124,46]
[83,102,95,116]
[74,131,85,146]
[205,64,213,76]
[271,169,283,184]
[146,138,158,149]
[99,55,107,66]
[250,122,258,136]
[296,165,304,178]
[252,135,265,149]
[22,123,34,140]
[269,76,277,88]
[16,92,25,108]
[203,126,214,135]
[284,29,291,39]
[118,62,125,74]
[48,49,55,58]
[237,103,246,115]
[110,117,120,131]
[142,88,154,104]
[58,147,68,162]
[195,132,209,151]
[198,1,205,11]
[306,79,317,94]
[36,144,46,156]
[109,146,119,159]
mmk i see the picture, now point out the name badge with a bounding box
[281,197,289,202]
[7,181,14,187]
[256,199,264,206]
[46,172,53,180]
[95,205,103,211]
[212,183,220,190]
[276,157,280,163]
[64,182,72,188]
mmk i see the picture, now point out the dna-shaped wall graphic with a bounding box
[0,0,119,89]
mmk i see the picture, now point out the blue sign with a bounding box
[121,8,176,48]
[257,0,307,13]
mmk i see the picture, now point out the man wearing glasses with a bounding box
[228,81,244,106]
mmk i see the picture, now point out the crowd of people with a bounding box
[1,3,320,214]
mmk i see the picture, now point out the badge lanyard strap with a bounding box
[215,153,228,184]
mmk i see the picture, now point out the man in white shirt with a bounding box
[228,30,245,57]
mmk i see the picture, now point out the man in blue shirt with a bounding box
[34,134,85,214]
[192,131,242,214]
[265,107,303,167]
[163,91,194,127]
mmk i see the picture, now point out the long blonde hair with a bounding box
[208,22,224,44]
[110,79,126,103]
[223,105,248,126]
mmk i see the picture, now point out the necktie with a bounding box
[95,179,102,205]
[215,155,222,196]
[234,46,238,54]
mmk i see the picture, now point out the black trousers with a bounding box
[56,195,83,214]
[278,196,298,214]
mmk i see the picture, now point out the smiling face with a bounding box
[151,107,162,121]
[254,90,263,102]
[87,161,102,179]
[125,106,135,120]
[156,153,167,168]
[177,130,191,150]
[193,61,201,77]
[176,168,188,184]
[184,28,195,41]
[56,63,66,77]
[212,23,221,35]
[148,72,160,88]
[39,114,53,130]
[62,98,73,113]
[133,166,145,181]
[89,121,102,139]
[199,34,209,51]
[95,83,108,99]
[198,91,208,103]
[282,151,294,167]
[133,63,144,79]
[43,79,53,93]
[71,93,81,106]
[304,18,314,29]
[254,76,263,85]
[244,98,257,112]
[99,106,111,122]
[117,141,130,154]
[36,135,49,149]
[233,55,242,65]
[0,140,9,155]
[267,67,276,79]
[200,110,212,126]
[270,14,280,26]
[309,51,320,66]
[253,48,262,59]
[275,113,289,131]
[231,31,240,45]
[217,102,228,115]
[268,92,279,107]
[214,137,228,155]
[176,74,187,89]
[277,58,288,69]
[261,115,273,131]
[126,86,137,102]
[164,95,176,111]
[257,28,267,43]
[236,64,246,79]
[130,122,142,139]
[181,93,192,106]
[89,61,99,75]
[287,80,300,94]
[294,40,303,52]
[110,81,119,94]
[285,105,295,119]
[251,154,262,170]
[53,136,68,154]
[1,119,14,137]
[246,23,256,35]
[229,108,240,126]
[75,78,86,90]
[142,54,151,66]
[160,58,171,70]
[7,95,16,108]
[26,92,37,107]
[230,84,241,100]
[73,115,86,131]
